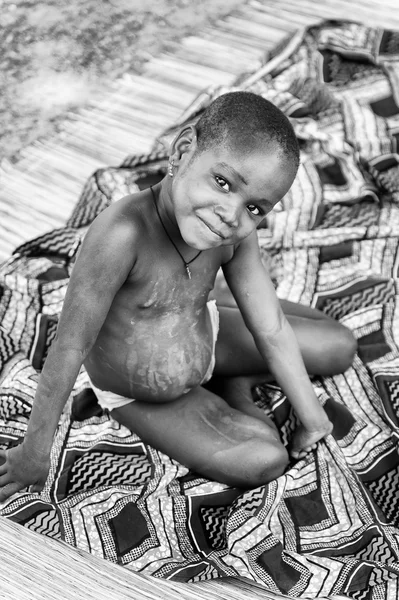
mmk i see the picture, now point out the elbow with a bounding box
[255,311,288,352]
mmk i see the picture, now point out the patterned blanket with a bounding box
[1,20,399,600]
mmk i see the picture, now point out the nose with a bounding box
[214,201,240,228]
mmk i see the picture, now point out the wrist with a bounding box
[23,434,53,456]
[303,418,333,435]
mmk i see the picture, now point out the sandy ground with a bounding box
[1,0,246,163]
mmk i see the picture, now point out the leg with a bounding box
[111,387,289,488]
[205,373,278,430]
[214,304,357,377]
[212,305,340,458]
[212,268,357,375]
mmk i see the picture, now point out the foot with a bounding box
[290,420,333,460]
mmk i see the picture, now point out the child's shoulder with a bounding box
[96,188,152,232]
[81,190,152,260]
[110,187,151,215]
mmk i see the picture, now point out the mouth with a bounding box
[197,216,226,240]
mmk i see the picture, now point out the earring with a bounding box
[168,160,174,177]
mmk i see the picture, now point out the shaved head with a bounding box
[194,91,300,170]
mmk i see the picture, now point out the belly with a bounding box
[85,307,214,401]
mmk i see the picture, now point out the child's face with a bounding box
[171,142,297,250]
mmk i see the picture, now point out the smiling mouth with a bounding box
[198,216,226,240]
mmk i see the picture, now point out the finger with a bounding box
[0,449,7,467]
[290,450,302,460]
[304,444,318,452]
[291,449,308,460]
[0,481,25,503]
[0,464,7,476]
[0,473,11,487]
[30,483,44,494]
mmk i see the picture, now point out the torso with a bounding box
[84,193,232,402]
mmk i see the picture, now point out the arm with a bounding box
[0,203,139,500]
[223,232,332,440]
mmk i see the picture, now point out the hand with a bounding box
[290,421,333,460]
[0,443,50,502]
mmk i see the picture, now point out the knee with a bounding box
[330,324,357,374]
[197,396,289,488]
[313,321,357,376]
[212,438,289,489]
[245,442,289,488]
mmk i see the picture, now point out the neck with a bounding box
[152,179,187,249]
[150,182,202,278]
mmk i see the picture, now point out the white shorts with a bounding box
[90,299,219,412]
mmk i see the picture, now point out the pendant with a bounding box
[185,264,192,279]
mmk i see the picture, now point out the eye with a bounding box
[215,176,230,192]
[247,204,263,216]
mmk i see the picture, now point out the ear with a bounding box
[169,124,198,165]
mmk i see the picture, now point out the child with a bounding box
[0,92,356,499]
